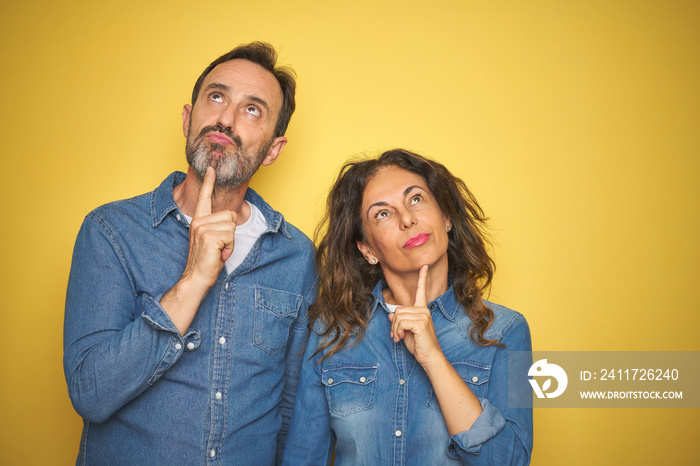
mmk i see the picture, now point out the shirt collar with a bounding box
[151,172,184,227]
[149,171,291,238]
[369,277,462,322]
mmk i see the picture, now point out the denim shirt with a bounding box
[64,172,317,465]
[283,282,532,465]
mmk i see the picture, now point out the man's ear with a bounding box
[182,104,193,138]
[260,136,288,166]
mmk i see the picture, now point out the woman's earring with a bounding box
[369,258,377,264]
[446,225,452,232]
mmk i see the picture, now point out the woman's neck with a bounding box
[381,259,449,306]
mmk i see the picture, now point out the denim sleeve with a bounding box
[276,278,317,464]
[282,326,335,466]
[63,215,190,423]
[448,314,533,465]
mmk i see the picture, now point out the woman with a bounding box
[284,149,533,465]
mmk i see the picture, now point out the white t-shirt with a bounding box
[182,201,267,275]
[385,302,399,314]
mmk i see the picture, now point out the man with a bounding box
[64,42,316,464]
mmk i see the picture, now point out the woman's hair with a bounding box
[311,148,500,359]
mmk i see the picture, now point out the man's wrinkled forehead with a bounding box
[196,59,283,114]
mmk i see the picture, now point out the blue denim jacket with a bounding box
[64,172,317,465]
[283,281,532,465]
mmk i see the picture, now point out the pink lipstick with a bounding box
[404,233,430,249]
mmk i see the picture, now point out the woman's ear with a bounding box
[357,241,378,265]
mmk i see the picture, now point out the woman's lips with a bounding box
[404,233,430,249]
[206,132,233,146]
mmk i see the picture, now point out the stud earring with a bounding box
[369,258,377,264]
[446,225,452,232]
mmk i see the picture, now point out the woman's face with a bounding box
[357,165,452,277]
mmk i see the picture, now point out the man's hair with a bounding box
[191,42,296,138]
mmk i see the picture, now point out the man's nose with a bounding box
[216,105,236,131]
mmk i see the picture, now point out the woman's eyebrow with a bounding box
[403,185,423,196]
[366,201,389,218]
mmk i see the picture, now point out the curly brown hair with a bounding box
[311,148,500,359]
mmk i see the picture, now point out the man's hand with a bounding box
[181,166,237,288]
[161,166,237,335]
[388,264,442,366]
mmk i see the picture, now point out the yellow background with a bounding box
[1,0,698,464]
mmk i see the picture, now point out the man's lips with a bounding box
[404,233,430,249]
[206,132,233,146]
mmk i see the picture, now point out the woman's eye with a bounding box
[375,210,389,220]
[246,105,261,116]
[410,194,422,205]
[210,93,223,102]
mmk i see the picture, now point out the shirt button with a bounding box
[327,378,334,385]
[176,213,181,221]
[399,378,405,386]
[472,376,479,383]
[175,343,182,350]
[429,304,435,310]
[210,449,215,458]
[219,336,226,345]
[395,430,402,437]
[225,282,229,290]
[187,342,195,350]
[215,391,222,400]
[359,377,366,383]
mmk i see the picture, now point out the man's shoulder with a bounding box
[85,172,181,227]
[245,188,315,251]
[280,220,315,250]
[86,191,153,225]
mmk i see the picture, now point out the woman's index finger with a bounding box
[414,264,429,307]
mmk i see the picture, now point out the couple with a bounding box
[64,42,532,464]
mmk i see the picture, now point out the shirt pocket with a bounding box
[322,364,378,416]
[253,286,302,354]
[426,361,491,412]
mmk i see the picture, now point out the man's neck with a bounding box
[173,167,252,225]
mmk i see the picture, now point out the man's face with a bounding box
[183,59,286,188]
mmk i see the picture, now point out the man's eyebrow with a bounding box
[204,82,231,94]
[247,95,270,113]
[203,83,270,113]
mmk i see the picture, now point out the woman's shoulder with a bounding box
[480,300,530,343]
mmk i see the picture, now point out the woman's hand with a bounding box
[388,264,444,367]
[389,264,483,436]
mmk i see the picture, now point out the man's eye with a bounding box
[246,105,261,116]
[210,93,223,102]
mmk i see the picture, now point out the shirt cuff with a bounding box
[448,398,507,458]
[140,294,202,385]
[141,293,181,334]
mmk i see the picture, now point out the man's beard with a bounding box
[185,124,272,189]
